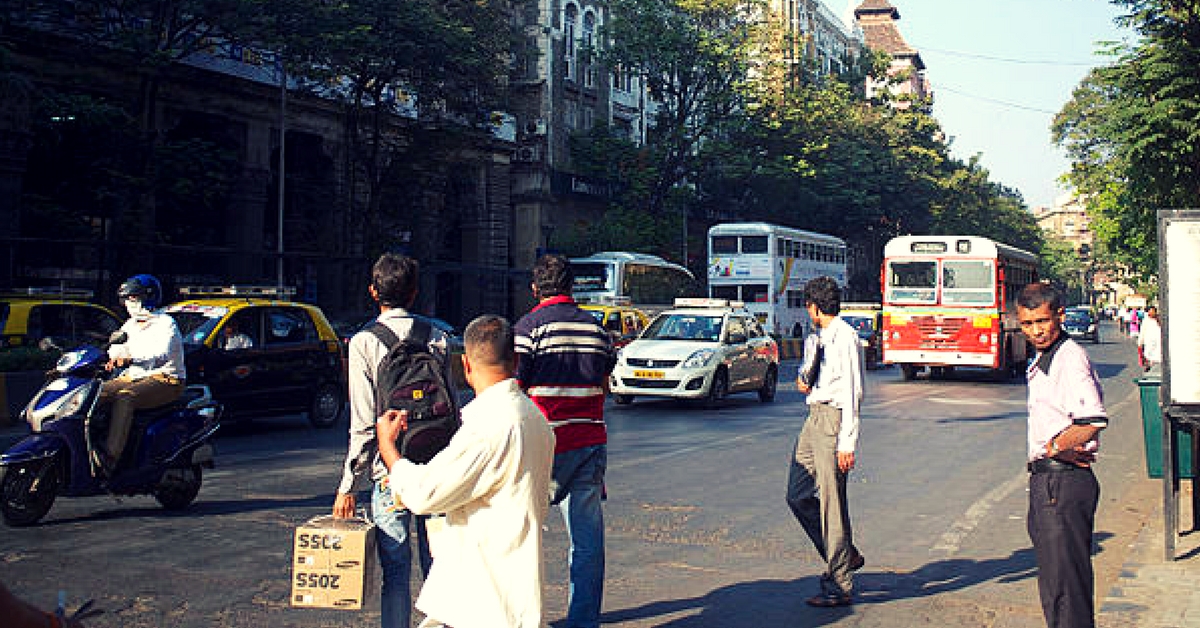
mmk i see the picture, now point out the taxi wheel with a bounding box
[758,365,777,402]
[705,370,728,409]
[309,383,344,428]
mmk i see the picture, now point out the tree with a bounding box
[1054,0,1200,279]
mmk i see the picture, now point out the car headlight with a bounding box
[25,383,91,432]
[681,348,717,369]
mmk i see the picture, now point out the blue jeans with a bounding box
[372,478,432,628]
[551,444,606,628]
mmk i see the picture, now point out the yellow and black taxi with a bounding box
[0,288,122,352]
[609,298,780,407]
[164,286,345,428]
[839,302,883,369]
[579,299,650,349]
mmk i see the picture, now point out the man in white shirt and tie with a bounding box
[375,314,556,628]
[786,276,865,608]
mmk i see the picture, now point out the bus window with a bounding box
[787,290,804,309]
[744,284,769,303]
[942,260,994,305]
[573,263,611,292]
[712,285,739,300]
[741,236,768,254]
[712,236,738,254]
[887,261,937,303]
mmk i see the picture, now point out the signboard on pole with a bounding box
[1159,210,1200,408]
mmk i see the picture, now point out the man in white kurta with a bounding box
[376,314,555,628]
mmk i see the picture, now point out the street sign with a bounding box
[1159,210,1200,408]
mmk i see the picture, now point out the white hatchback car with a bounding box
[610,299,780,407]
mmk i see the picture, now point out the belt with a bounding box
[1027,458,1087,474]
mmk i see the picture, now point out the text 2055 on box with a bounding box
[291,515,376,610]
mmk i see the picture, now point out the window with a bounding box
[741,236,768,254]
[564,4,577,81]
[886,261,937,303]
[711,236,738,254]
[582,12,596,88]
[266,308,316,345]
[942,261,995,305]
[711,285,739,300]
[743,284,769,303]
[787,289,805,309]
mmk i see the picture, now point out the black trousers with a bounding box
[1027,467,1099,628]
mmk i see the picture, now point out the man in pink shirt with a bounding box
[1017,283,1107,628]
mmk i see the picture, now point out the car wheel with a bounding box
[613,394,634,405]
[309,383,344,428]
[706,369,728,408]
[758,365,777,403]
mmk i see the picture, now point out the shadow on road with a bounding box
[602,533,1116,626]
[36,493,335,527]
[1092,362,1129,380]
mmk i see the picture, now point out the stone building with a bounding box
[854,0,931,107]
[0,12,519,324]
[507,0,656,280]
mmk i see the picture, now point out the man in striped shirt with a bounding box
[514,254,616,628]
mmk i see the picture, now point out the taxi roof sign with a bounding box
[179,285,297,298]
[674,297,745,308]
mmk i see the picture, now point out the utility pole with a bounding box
[276,60,287,292]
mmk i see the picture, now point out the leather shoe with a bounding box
[849,551,865,571]
[806,592,852,608]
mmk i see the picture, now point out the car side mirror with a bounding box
[728,333,747,345]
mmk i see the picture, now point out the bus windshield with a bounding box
[886,261,937,304]
[572,263,612,293]
[941,260,995,305]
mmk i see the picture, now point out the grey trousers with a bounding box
[786,402,858,595]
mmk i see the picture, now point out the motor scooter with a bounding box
[0,332,221,526]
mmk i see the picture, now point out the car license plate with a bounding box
[633,370,664,379]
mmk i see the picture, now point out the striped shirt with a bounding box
[514,295,616,453]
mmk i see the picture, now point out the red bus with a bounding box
[881,235,1038,380]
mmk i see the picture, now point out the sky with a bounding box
[839,0,1133,210]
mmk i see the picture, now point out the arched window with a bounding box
[583,11,596,87]
[564,4,578,81]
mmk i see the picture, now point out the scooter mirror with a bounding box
[38,337,61,352]
[108,331,128,345]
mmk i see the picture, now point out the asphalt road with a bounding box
[0,323,1158,628]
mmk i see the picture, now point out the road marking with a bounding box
[931,471,1027,556]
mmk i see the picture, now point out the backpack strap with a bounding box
[367,317,433,351]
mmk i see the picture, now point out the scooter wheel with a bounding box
[154,465,203,510]
[1,459,62,527]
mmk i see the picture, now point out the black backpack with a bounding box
[368,319,460,464]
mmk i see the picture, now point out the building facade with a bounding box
[853,0,931,107]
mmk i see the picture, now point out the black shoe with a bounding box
[849,552,865,571]
[806,592,852,607]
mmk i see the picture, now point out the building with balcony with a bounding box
[853,0,931,107]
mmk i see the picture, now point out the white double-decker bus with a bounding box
[707,222,847,337]
[570,252,697,310]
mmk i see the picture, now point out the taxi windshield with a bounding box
[643,314,723,342]
[166,305,228,345]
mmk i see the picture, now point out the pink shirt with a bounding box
[1026,335,1108,462]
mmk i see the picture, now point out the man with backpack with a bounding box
[333,253,457,628]
[514,254,616,628]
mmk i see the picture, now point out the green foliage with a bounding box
[1054,0,1200,278]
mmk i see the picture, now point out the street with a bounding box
[0,325,1159,628]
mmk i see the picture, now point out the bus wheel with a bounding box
[901,364,918,381]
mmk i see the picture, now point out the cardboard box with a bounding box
[290,515,376,610]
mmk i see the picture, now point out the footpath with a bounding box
[1098,480,1200,628]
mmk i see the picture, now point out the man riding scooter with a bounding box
[92,274,186,475]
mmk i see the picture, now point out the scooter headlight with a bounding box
[25,383,91,432]
[55,350,86,373]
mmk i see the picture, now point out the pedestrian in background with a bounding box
[1016,283,1108,628]
[514,254,616,628]
[333,253,453,628]
[1138,305,1162,370]
[1128,308,1140,339]
[786,276,865,608]
[375,315,556,628]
